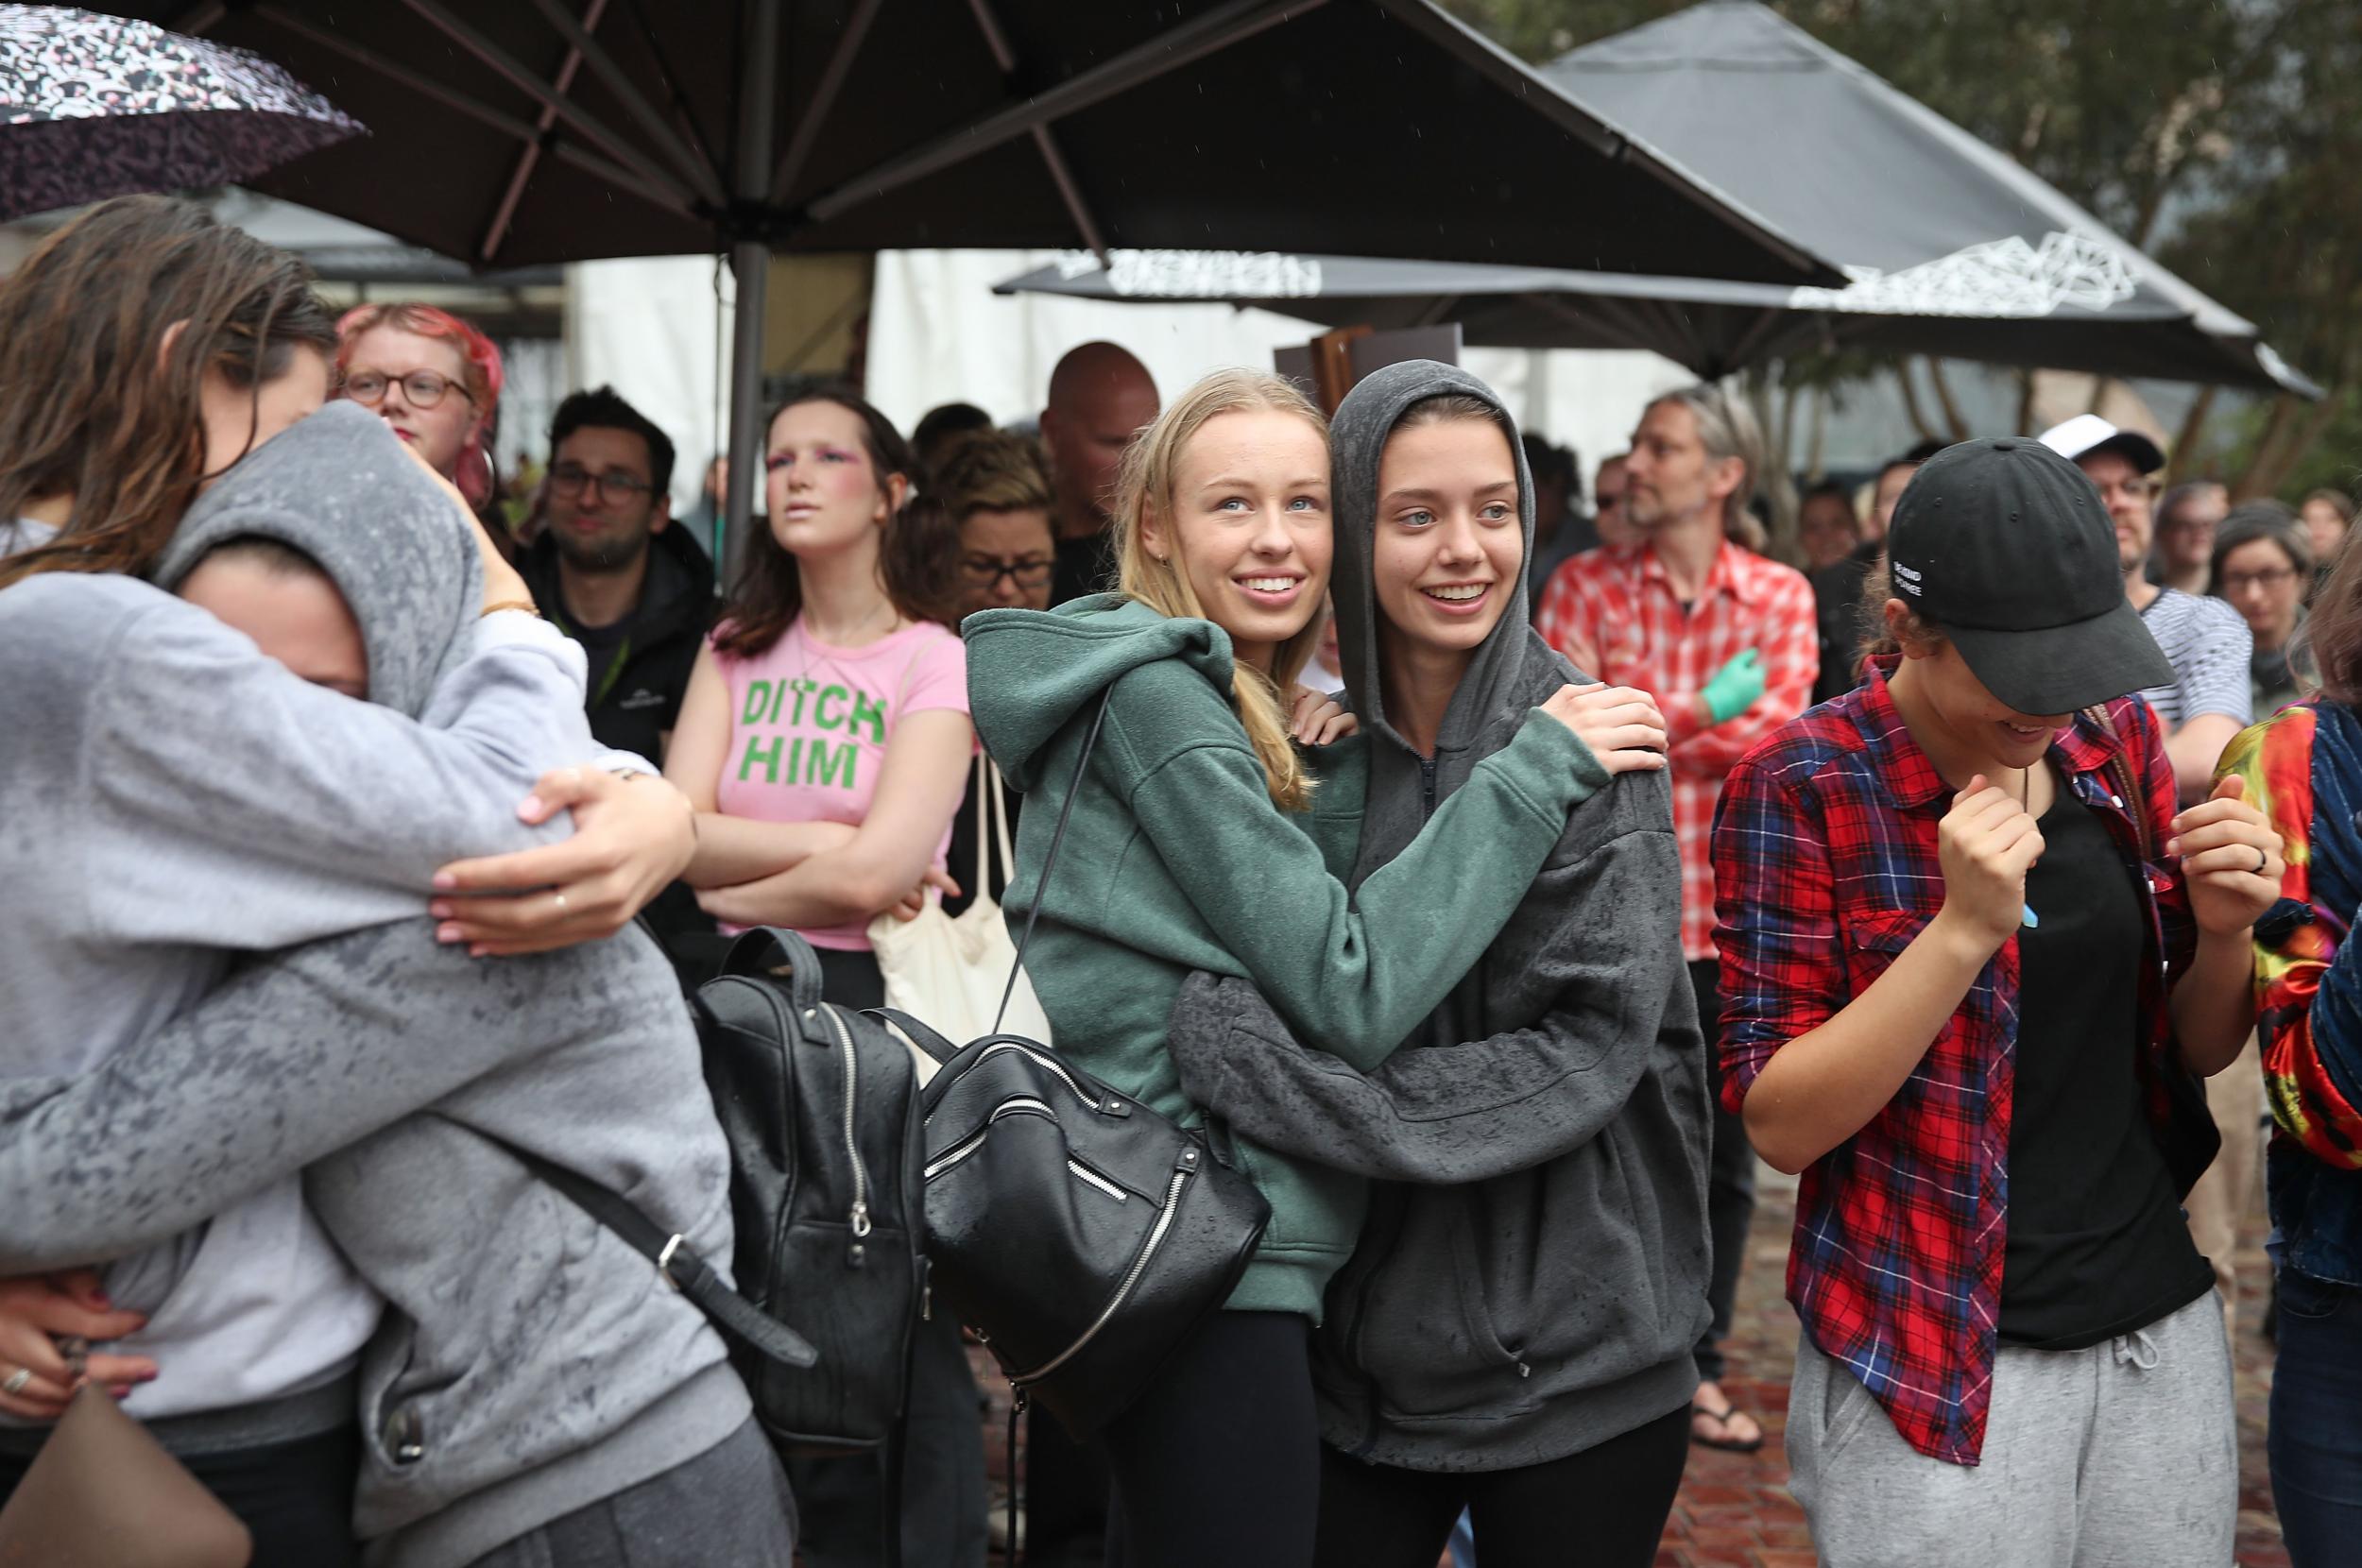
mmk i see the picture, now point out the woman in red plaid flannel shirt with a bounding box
[1711,438,2282,1565]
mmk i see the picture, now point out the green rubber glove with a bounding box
[1702,648,1767,724]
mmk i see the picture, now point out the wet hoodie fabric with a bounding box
[1165,362,1712,1471]
[0,403,753,1567]
[963,546,1611,1318]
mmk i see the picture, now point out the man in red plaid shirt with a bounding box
[1534,384,1817,1453]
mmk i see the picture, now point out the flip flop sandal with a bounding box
[1690,1395,1765,1453]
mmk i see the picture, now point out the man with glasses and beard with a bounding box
[523,385,717,763]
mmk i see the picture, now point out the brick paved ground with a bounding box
[1657,1165,2286,1568]
[977,1163,2286,1565]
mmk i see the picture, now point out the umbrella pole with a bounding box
[725,237,768,588]
[722,0,784,585]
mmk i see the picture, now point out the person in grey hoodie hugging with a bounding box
[0,401,795,1568]
[1166,362,1711,1568]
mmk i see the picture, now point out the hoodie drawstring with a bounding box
[2110,1328,2162,1372]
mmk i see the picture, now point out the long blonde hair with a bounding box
[1111,369,1329,811]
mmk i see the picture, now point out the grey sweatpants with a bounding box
[461,1419,797,1568]
[1787,1292,2235,1567]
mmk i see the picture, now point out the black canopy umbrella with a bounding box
[994,0,2313,397]
[0,5,360,222]
[135,0,1840,547]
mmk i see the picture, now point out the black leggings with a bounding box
[1313,1405,1691,1568]
[1099,1311,1319,1568]
[0,1423,360,1568]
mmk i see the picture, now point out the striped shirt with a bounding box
[2136,588,2252,728]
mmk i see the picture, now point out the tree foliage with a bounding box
[1443,0,2359,496]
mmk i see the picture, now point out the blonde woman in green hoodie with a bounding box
[962,368,1667,1568]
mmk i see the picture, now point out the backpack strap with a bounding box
[504,1142,820,1370]
[868,1006,964,1066]
[996,690,1115,1033]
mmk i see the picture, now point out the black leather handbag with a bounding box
[896,691,1272,1440]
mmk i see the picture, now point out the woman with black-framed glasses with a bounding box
[2211,503,2317,716]
[334,303,501,509]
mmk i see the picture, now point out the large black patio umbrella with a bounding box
[994,0,2313,397]
[133,0,1840,549]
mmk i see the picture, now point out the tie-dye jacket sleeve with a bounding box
[2218,705,2362,1170]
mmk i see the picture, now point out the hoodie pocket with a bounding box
[1364,1197,1539,1421]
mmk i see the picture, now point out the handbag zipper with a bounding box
[923,1099,1057,1180]
[1010,1164,1190,1388]
[924,1041,1099,1121]
[817,1004,872,1237]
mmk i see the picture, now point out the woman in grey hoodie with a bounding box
[0,198,777,1567]
[0,399,794,1568]
[1166,363,1711,1568]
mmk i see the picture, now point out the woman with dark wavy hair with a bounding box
[665,385,970,1005]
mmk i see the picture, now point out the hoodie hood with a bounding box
[1328,360,1546,762]
[1329,362,1568,884]
[152,400,479,719]
[964,593,1234,790]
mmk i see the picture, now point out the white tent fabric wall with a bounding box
[566,255,738,516]
[866,249,1691,491]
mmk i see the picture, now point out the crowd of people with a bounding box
[0,193,2356,1568]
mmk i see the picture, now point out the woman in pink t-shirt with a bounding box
[665,387,972,1007]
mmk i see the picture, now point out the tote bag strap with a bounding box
[996,690,1114,1033]
[968,751,993,905]
[987,758,1018,892]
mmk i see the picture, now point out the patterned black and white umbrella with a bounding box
[0,6,360,222]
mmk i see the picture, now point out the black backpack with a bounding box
[693,926,929,1457]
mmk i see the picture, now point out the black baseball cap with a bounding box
[1886,438,2175,715]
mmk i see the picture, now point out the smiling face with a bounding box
[764,399,903,562]
[339,325,481,479]
[545,424,668,573]
[1139,408,1331,673]
[1887,600,2073,772]
[1370,415,1522,661]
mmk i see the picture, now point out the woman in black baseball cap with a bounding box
[1708,438,2283,1565]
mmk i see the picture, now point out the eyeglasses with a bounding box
[2220,565,2298,594]
[340,369,473,411]
[548,463,654,503]
[961,554,1054,588]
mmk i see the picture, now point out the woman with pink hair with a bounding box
[334,301,504,511]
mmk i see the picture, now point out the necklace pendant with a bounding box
[2021,902,2040,929]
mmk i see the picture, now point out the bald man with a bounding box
[1040,340,1159,605]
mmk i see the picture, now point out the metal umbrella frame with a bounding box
[137,0,1844,552]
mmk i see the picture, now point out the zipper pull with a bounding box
[848,1200,872,1238]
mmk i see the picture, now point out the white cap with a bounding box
[2036,413,2165,475]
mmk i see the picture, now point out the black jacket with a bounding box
[521,520,717,761]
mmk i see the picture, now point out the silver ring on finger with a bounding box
[2,1367,31,1396]
[553,891,569,917]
